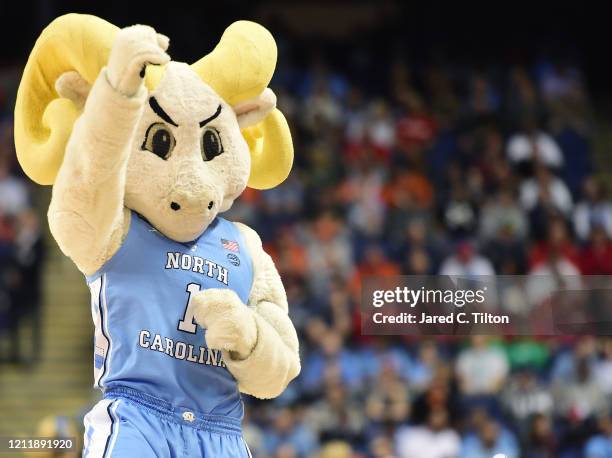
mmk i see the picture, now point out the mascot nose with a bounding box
[169,176,218,213]
[169,200,214,211]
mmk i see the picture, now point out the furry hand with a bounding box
[106,25,170,96]
[192,289,257,360]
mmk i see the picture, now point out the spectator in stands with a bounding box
[468,74,500,115]
[441,184,478,239]
[551,337,598,381]
[507,67,541,122]
[584,412,612,458]
[411,365,460,426]
[593,338,612,399]
[460,416,520,458]
[405,340,441,392]
[346,161,386,238]
[529,216,580,270]
[0,119,42,365]
[538,62,584,103]
[262,407,318,458]
[439,241,495,277]
[304,211,353,296]
[579,225,612,275]
[366,100,396,156]
[455,336,509,397]
[383,166,434,242]
[480,189,529,242]
[301,330,363,394]
[480,189,529,274]
[368,434,395,458]
[553,357,607,422]
[520,161,573,217]
[525,414,558,458]
[395,408,461,458]
[363,350,411,426]
[396,90,437,156]
[303,81,343,131]
[0,157,29,217]
[318,441,354,458]
[7,208,45,364]
[507,115,564,170]
[306,379,366,445]
[501,368,554,440]
[574,177,612,242]
[350,245,400,299]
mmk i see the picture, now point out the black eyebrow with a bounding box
[199,105,222,127]
[149,97,178,127]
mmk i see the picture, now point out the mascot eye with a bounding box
[142,123,176,160]
[201,128,224,161]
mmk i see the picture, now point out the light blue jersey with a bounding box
[85,211,253,420]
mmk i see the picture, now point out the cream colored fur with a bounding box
[48,25,299,399]
[192,222,300,398]
[234,88,277,129]
[55,72,91,110]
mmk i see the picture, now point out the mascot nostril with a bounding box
[15,14,299,457]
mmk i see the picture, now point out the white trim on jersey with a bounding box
[82,399,121,458]
[242,438,253,458]
[89,275,113,388]
[100,274,114,388]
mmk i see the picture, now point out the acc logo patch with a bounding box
[182,411,195,422]
[227,253,240,266]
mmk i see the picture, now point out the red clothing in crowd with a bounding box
[528,241,581,271]
[579,241,612,275]
[396,114,437,151]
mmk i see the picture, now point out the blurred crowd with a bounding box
[1,36,612,457]
[0,92,44,365]
[225,51,612,458]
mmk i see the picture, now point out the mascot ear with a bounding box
[233,88,276,129]
[55,71,92,110]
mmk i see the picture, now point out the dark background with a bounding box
[1,1,607,95]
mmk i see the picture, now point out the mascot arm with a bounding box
[193,222,300,399]
[48,25,169,276]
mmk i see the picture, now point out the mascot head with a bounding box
[14,14,293,241]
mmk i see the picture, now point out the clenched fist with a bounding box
[106,24,170,96]
[192,289,258,360]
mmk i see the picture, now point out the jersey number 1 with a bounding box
[177,283,201,334]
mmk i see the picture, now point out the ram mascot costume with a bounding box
[14,14,300,457]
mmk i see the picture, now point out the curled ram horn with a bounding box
[14,14,119,185]
[191,21,293,190]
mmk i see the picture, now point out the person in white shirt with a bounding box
[0,161,29,216]
[395,409,461,458]
[456,336,509,396]
[506,116,563,169]
[573,177,612,242]
[519,162,573,216]
[439,241,496,277]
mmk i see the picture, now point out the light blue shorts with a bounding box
[82,386,251,457]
